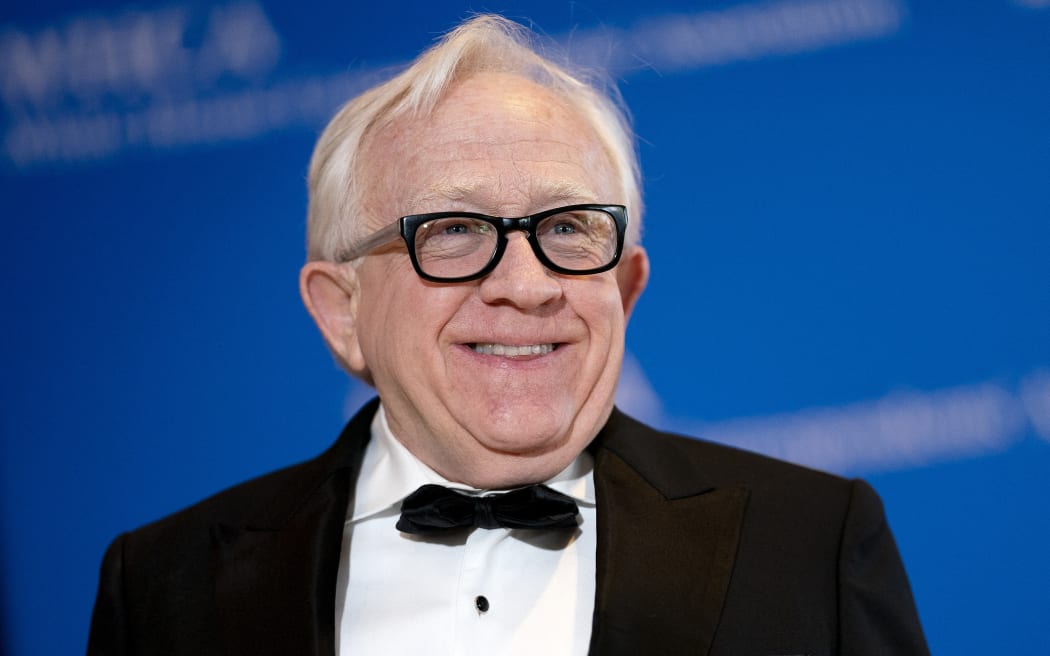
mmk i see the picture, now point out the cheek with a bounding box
[355,270,410,370]
[358,274,469,372]
[575,282,628,342]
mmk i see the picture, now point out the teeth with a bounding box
[473,343,555,356]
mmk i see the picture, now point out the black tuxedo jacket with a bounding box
[89,399,928,655]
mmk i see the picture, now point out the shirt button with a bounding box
[475,595,490,613]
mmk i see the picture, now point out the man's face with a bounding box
[341,72,647,488]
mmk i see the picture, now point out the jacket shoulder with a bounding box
[119,399,376,549]
[599,407,852,499]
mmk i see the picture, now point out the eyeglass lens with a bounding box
[413,208,618,279]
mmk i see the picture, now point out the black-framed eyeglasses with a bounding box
[336,204,628,283]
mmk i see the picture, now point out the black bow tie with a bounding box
[396,483,581,535]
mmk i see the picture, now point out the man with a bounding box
[89,14,928,655]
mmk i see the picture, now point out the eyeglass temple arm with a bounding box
[336,221,402,262]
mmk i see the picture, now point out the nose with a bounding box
[478,232,562,309]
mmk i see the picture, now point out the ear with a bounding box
[299,261,371,381]
[616,244,650,319]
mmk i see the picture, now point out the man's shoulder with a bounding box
[109,452,324,567]
[601,409,883,549]
[118,400,378,550]
[601,408,852,496]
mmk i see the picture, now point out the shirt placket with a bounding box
[453,527,506,656]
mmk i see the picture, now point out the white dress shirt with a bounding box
[335,405,597,656]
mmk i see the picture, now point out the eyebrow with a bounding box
[409,178,600,212]
[411,182,477,206]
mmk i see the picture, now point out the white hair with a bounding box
[305,14,643,262]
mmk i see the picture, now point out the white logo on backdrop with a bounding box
[616,356,1050,474]
[566,0,903,74]
[0,2,376,167]
[1,0,904,169]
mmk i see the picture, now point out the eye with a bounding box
[442,221,493,235]
[418,218,492,241]
[552,222,577,235]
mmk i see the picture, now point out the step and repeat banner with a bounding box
[2,1,1047,653]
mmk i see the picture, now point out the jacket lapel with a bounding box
[212,469,349,656]
[588,409,749,656]
[211,399,377,656]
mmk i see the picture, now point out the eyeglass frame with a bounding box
[335,203,628,283]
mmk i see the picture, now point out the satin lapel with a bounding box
[588,410,750,656]
[212,467,350,656]
[212,399,377,656]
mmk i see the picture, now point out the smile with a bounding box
[471,343,556,356]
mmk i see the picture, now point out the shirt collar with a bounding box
[349,403,596,523]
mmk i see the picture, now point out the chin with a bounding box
[464,451,575,490]
[475,429,568,458]
[465,428,583,485]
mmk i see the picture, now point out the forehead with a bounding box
[361,72,619,219]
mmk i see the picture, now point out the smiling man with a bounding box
[89,15,928,656]
[302,69,644,492]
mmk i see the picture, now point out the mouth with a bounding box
[469,343,558,356]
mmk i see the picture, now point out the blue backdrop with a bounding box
[2,1,1048,654]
